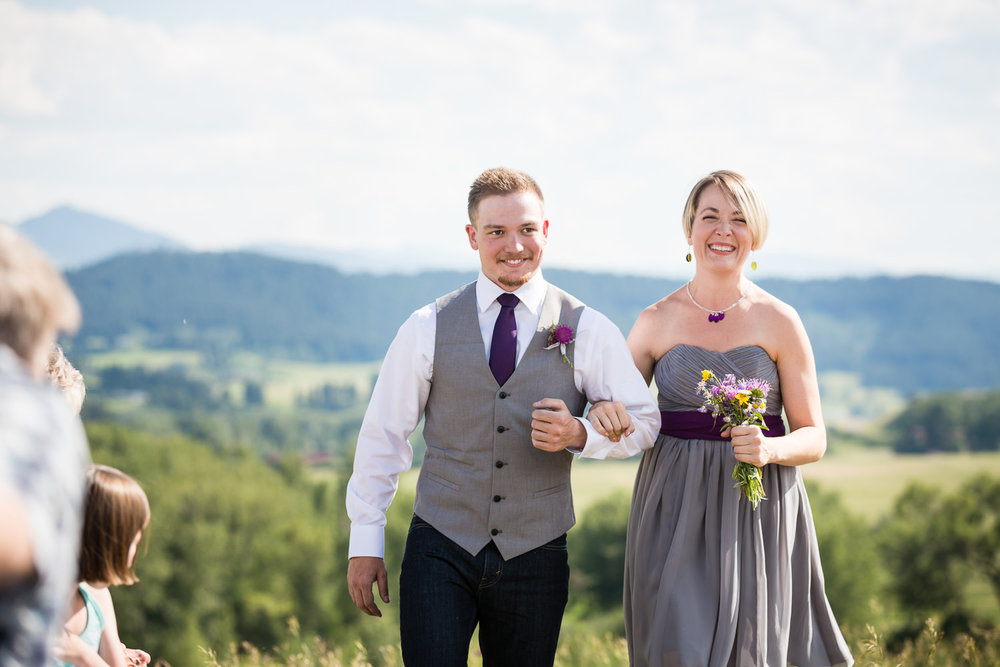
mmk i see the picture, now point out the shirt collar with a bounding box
[476,270,547,316]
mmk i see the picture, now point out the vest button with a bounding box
[493,495,501,502]
[495,461,504,468]
[498,391,507,399]
[491,528,500,536]
[496,425,506,433]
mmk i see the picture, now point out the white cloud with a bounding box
[0,0,998,281]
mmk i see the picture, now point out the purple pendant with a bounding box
[708,312,724,323]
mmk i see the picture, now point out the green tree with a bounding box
[86,422,350,665]
[877,474,1000,641]
[942,474,1000,609]
[568,490,630,613]
[805,480,885,631]
[879,482,962,614]
[244,381,264,406]
[888,391,1000,453]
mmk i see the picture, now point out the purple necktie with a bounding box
[489,292,519,385]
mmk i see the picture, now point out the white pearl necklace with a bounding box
[685,281,746,323]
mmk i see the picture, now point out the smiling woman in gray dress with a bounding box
[589,171,853,666]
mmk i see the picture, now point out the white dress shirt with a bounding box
[346,271,658,559]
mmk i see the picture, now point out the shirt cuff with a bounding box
[575,417,646,460]
[564,417,598,456]
[348,524,386,559]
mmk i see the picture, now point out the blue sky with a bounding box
[2,0,998,281]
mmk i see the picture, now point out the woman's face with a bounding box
[688,183,754,272]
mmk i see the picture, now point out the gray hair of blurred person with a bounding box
[0,224,81,377]
[48,344,86,414]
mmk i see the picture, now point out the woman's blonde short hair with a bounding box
[681,170,769,250]
[79,464,151,586]
[0,225,81,362]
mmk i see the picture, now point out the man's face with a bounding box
[465,191,548,292]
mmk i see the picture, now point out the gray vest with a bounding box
[414,282,587,560]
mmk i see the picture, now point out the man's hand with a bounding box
[347,556,389,617]
[531,398,587,452]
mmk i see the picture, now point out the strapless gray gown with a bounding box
[624,345,853,667]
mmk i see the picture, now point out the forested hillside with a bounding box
[89,419,1000,666]
[65,252,1000,665]
[67,251,1000,393]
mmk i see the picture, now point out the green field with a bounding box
[76,349,997,525]
[399,448,1000,523]
[78,348,382,408]
[79,347,203,370]
[228,353,381,407]
[400,447,1000,524]
[397,444,1000,623]
[569,447,1000,522]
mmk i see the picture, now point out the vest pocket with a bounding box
[532,482,567,499]
[422,469,461,492]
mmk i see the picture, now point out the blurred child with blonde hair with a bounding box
[47,344,85,415]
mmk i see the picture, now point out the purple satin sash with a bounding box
[659,410,786,441]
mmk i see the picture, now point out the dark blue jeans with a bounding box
[399,515,569,667]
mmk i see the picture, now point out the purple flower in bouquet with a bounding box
[696,369,772,509]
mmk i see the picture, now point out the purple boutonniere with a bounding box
[543,323,575,366]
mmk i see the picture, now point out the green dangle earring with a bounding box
[750,251,758,271]
[685,245,692,262]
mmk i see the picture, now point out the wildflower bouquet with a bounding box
[696,369,771,509]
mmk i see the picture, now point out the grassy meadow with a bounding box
[78,347,382,408]
[75,348,1000,665]
[569,447,1000,521]
[80,346,997,524]
[400,447,1000,523]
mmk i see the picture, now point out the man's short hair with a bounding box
[467,167,544,225]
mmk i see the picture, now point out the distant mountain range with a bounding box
[64,250,1000,395]
[17,206,188,269]
[16,205,880,279]
[17,205,1000,395]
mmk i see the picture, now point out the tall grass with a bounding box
[202,616,1000,667]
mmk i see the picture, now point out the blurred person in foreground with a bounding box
[589,171,852,666]
[0,224,90,665]
[346,167,659,666]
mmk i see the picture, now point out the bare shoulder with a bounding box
[748,285,811,355]
[82,583,115,611]
[631,289,684,335]
[635,289,686,327]
[751,286,801,323]
[628,288,687,361]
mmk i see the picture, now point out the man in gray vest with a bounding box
[346,167,658,666]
